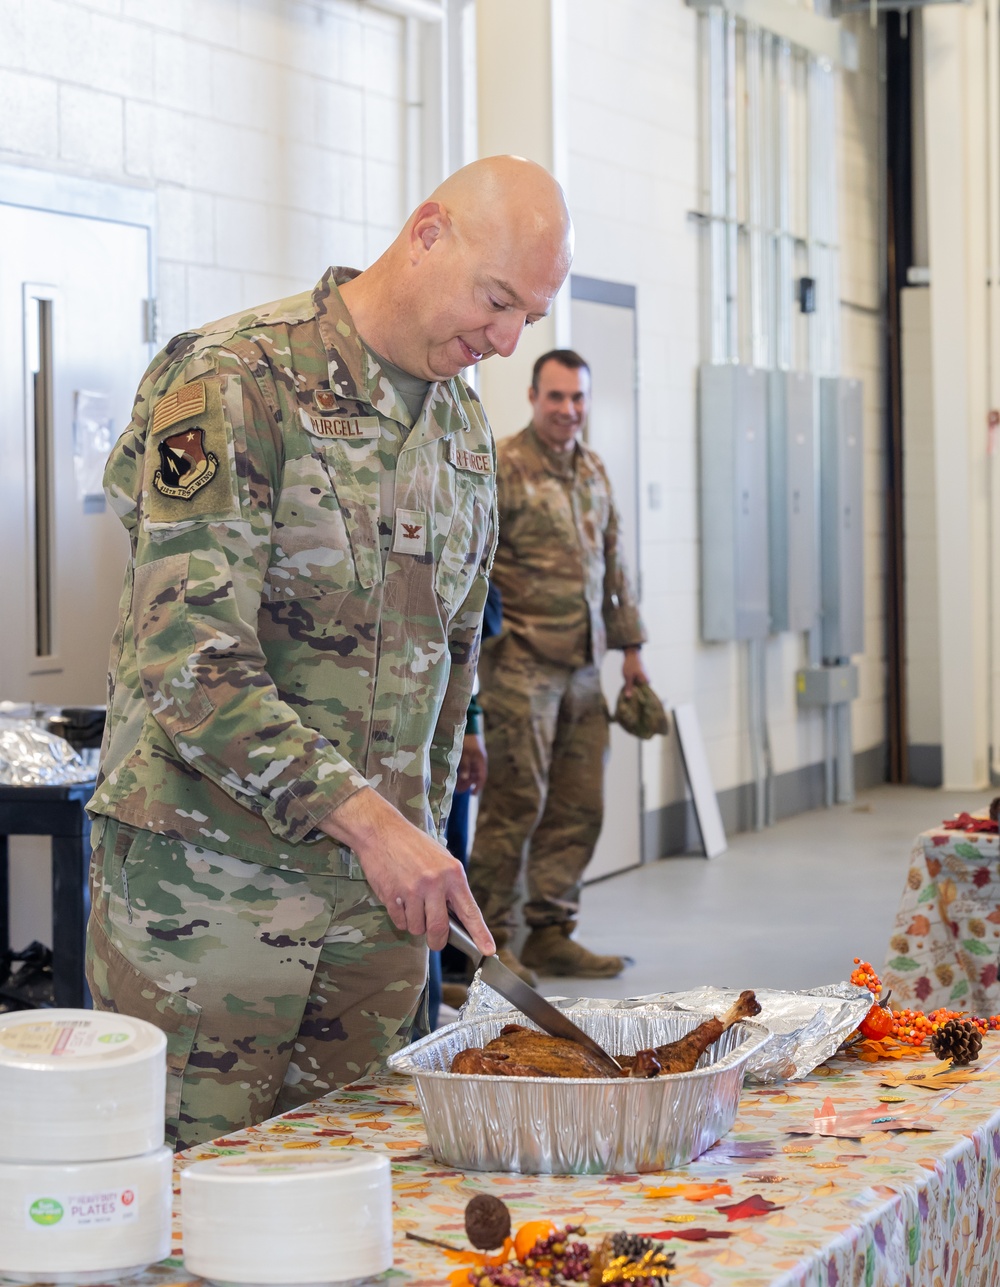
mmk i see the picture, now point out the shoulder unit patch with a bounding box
[144,378,236,525]
[153,426,218,499]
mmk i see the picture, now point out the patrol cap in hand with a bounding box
[613,681,670,740]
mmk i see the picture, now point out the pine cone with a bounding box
[464,1193,511,1250]
[930,1017,983,1065]
[609,1233,658,1260]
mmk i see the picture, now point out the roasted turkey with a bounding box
[449,991,761,1079]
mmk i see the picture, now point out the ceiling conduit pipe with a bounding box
[803,51,839,805]
[725,17,765,830]
[810,53,853,803]
[748,23,776,827]
[700,13,725,368]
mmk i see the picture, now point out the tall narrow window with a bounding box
[31,297,55,658]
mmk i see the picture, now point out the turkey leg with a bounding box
[645,990,761,1075]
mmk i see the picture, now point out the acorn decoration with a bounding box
[465,1194,512,1251]
[588,1232,675,1285]
[930,1017,983,1066]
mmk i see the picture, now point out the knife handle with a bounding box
[447,915,484,967]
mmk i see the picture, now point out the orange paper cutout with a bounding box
[444,1236,515,1282]
[644,1181,733,1201]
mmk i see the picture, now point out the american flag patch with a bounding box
[151,381,207,434]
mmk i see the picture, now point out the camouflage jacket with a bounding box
[489,426,644,668]
[89,268,497,877]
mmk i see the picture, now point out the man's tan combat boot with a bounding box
[441,983,469,1012]
[520,923,625,979]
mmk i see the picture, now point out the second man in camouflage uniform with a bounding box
[468,349,647,981]
[86,157,573,1148]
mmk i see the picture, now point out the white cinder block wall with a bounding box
[564,0,885,836]
[0,0,410,948]
[0,0,409,342]
[0,0,887,938]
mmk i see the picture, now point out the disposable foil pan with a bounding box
[0,717,95,787]
[624,985,873,1083]
[387,1007,770,1174]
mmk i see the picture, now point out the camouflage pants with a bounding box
[86,819,426,1151]
[468,633,609,934]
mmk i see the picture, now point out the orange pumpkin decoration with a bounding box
[513,1220,557,1262]
[859,1002,895,1041]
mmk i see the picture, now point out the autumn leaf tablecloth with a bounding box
[18,1038,1000,1287]
[882,826,1000,1016]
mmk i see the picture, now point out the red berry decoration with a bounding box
[849,954,1000,1047]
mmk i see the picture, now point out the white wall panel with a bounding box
[564,0,884,821]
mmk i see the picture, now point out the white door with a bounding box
[570,283,643,880]
[0,204,150,705]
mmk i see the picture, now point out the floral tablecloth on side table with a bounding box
[882,824,1000,1014]
[13,1040,1000,1287]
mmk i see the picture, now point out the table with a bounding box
[11,1038,999,1287]
[882,823,1000,1016]
[0,782,94,1008]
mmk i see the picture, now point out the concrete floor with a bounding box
[535,783,996,1002]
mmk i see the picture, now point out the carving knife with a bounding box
[446,917,623,1076]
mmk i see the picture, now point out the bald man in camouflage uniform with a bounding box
[468,350,647,982]
[86,158,572,1148]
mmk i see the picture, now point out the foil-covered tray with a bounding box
[468,983,872,1085]
[0,718,96,787]
[621,985,872,1083]
[387,1006,770,1174]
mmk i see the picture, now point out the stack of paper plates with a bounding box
[0,1008,171,1283]
[0,1009,166,1163]
[182,1152,393,1285]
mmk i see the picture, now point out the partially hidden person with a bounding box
[467,349,647,982]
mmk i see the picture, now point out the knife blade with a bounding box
[447,917,623,1077]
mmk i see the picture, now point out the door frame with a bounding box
[569,274,641,598]
[569,274,646,871]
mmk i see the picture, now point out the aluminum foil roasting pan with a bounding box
[387,1006,770,1174]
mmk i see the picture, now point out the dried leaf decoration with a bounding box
[941,812,997,833]
[642,1228,734,1242]
[444,1238,517,1285]
[696,1138,776,1162]
[879,1060,992,1092]
[786,1097,935,1137]
[851,1037,926,1062]
[643,1181,732,1202]
[714,1194,784,1221]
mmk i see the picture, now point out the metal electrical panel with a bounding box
[699,364,769,641]
[768,370,818,633]
[819,377,864,659]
